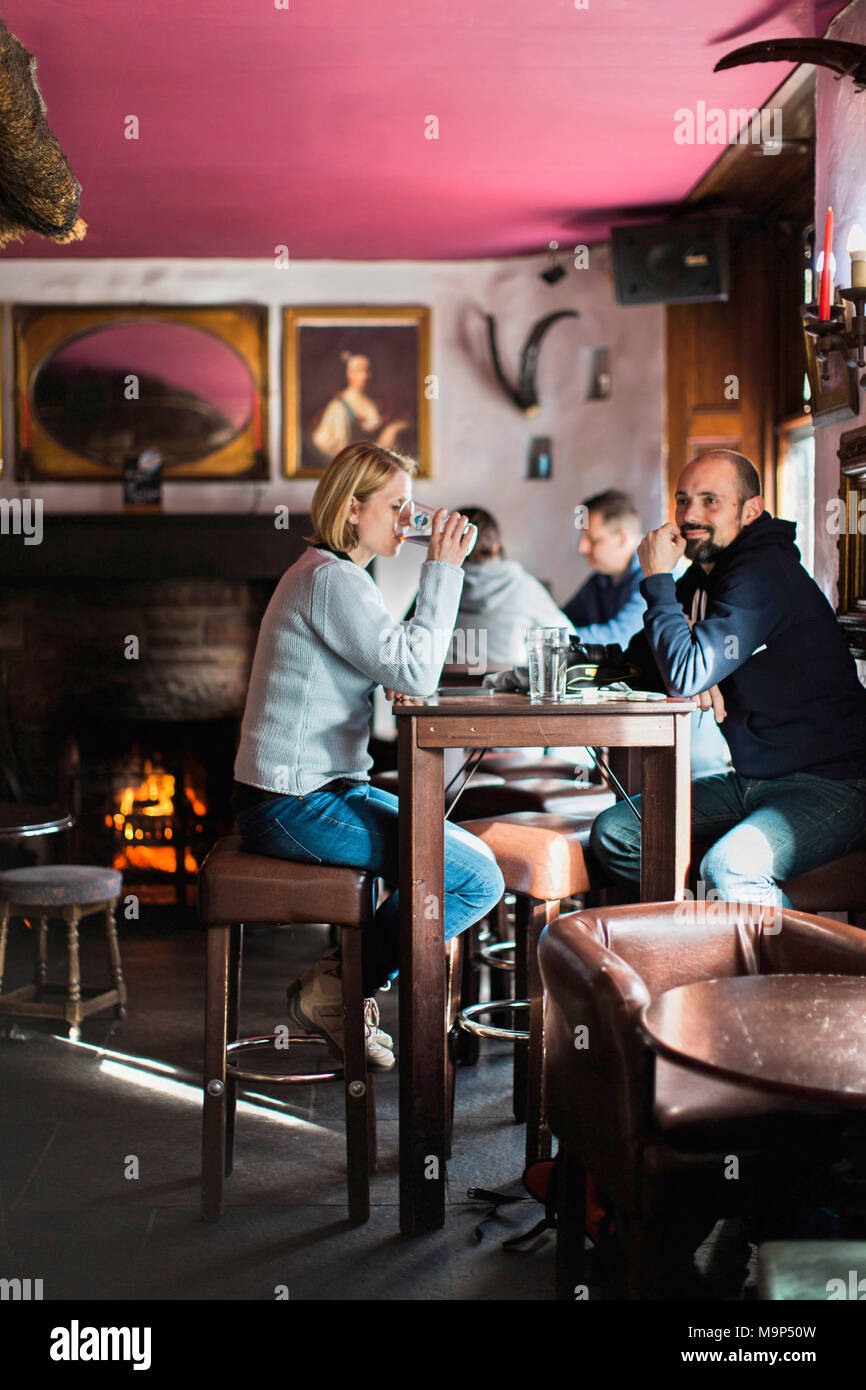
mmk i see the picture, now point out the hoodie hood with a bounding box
[458,558,527,614]
[706,512,799,582]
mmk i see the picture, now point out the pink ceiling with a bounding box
[0,0,842,261]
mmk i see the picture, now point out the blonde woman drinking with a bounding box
[233,442,504,1069]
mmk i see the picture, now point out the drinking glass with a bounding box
[524,627,570,702]
[398,503,477,555]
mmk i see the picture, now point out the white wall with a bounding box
[814,0,866,603]
[0,249,665,621]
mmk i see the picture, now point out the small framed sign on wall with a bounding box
[283,306,432,478]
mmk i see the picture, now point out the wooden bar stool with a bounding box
[197,835,378,1226]
[0,865,125,1040]
[455,812,593,1166]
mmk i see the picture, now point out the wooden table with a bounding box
[394,691,696,1235]
[641,974,866,1108]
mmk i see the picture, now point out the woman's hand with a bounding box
[427,508,477,567]
[383,688,424,706]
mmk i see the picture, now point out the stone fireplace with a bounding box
[0,513,311,905]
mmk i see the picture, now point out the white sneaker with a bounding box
[286,955,395,1071]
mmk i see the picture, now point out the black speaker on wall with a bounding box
[611,219,730,306]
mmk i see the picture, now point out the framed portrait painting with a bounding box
[283,306,431,478]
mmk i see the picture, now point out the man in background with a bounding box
[564,490,646,649]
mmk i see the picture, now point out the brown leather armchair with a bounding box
[539,901,866,1300]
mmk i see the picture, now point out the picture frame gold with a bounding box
[13,303,269,481]
[283,305,431,478]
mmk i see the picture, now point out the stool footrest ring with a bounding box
[225,1033,342,1084]
[476,939,516,972]
[456,1000,529,1042]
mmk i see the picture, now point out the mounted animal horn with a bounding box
[0,17,86,249]
[486,310,578,416]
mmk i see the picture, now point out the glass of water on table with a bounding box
[524,627,570,702]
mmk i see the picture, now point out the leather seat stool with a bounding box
[456,812,593,1166]
[782,848,866,918]
[0,864,126,1040]
[691,842,866,920]
[371,767,613,821]
[477,752,584,781]
[370,769,506,797]
[454,778,615,822]
[198,835,377,1225]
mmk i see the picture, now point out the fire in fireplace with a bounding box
[93,737,221,907]
[108,753,207,889]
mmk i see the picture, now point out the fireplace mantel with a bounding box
[2,513,311,582]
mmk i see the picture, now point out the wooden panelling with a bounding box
[666,220,782,508]
[665,67,814,509]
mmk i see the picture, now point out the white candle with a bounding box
[847,224,866,288]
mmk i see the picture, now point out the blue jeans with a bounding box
[590,770,866,908]
[235,780,505,994]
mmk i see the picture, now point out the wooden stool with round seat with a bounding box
[455,812,593,1166]
[197,835,378,1225]
[0,864,126,1041]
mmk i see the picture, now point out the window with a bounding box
[776,417,815,576]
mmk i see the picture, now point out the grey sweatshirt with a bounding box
[452,557,575,667]
[234,546,464,795]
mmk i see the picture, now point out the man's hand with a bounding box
[698,685,726,724]
[638,522,686,577]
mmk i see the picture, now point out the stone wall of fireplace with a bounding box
[1,577,266,801]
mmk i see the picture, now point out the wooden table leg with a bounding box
[398,719,446,1235]
[640,712,691,902]
[607,746,641,798]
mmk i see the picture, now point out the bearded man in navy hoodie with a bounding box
[591,449,866,906]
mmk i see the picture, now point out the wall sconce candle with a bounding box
[801,212,866,395]
[819,207,834,321]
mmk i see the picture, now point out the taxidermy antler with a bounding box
[486,310,578,416]
[0,16,86,249]
[714,38,866,91]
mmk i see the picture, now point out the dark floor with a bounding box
[0,909,755,1301]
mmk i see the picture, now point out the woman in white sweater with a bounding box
[233,442,505,1069]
